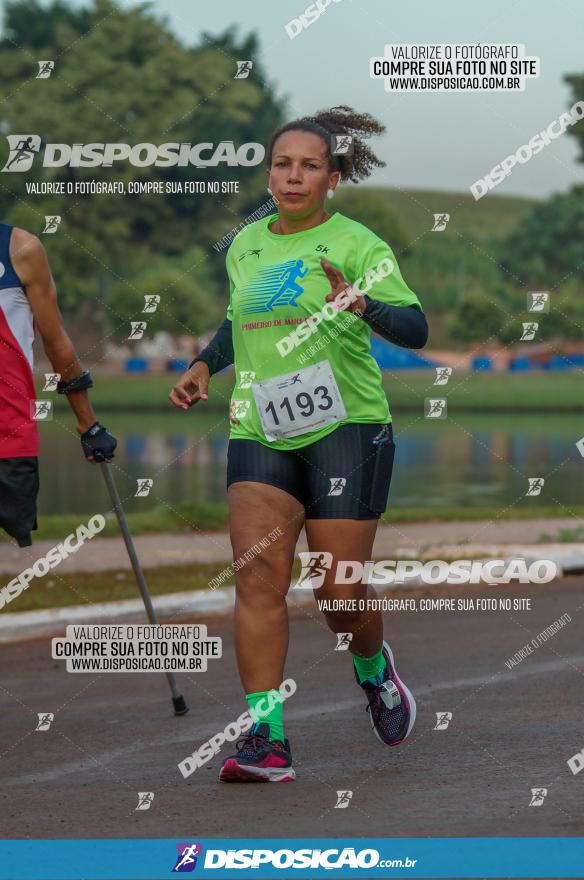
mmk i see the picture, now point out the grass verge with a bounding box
[2,504,583,543]
[47,371,584,412]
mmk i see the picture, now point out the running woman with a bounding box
[0,223,117,546]
[169,107,428,782]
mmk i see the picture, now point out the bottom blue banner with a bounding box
[0,838,583,879]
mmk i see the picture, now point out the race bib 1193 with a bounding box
[251,360,347,441]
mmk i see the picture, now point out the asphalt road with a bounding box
[1,576,583,874]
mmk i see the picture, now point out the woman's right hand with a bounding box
[168,362,210,411]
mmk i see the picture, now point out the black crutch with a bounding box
[99,462,189,716]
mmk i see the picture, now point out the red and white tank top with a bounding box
[0,222,39,458]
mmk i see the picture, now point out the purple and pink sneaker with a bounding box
[354,640,416,747]
[219,722,296,783]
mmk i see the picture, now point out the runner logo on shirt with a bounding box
[239,259,309,314]
[238,248,262,261]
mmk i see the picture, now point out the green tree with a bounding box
[448,293,505,343]
[105,246,223,338]
[496,280,584,345]
[0,0,284,329]
[498,186,584,288]
[564,70,584,162]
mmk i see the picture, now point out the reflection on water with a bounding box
[37,413,584,515]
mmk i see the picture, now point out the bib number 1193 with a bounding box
[252,360,346,441]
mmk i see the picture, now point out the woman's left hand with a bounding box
[320,258,367,315]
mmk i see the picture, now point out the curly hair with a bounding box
[266,105,386,183]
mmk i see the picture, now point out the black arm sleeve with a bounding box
[360,296,429,350]
[188,318,234,376]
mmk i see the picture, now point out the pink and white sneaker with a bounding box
[219,722,296,783]
[354,640,417,747]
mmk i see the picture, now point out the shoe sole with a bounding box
[371,640,417,747]
[219,758,296,783]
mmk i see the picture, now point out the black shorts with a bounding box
[227,422,395,520]
[0,456,39,547]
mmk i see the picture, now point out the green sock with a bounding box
[246,690,285,743]
[353,646,385,684]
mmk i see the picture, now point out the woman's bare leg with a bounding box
[228,481,305,693]
[305,518,382,656]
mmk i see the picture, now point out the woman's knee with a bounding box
[234,554,290,606]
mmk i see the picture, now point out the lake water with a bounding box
[36,412,584,516]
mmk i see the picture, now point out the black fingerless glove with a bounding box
[80,421,117,462]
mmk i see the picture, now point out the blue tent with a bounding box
[472,356,493,371]
[369,336,438,370]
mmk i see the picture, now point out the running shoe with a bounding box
[219,721,296,783]
[354,640,416,746]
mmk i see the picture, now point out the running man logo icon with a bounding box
[526,477,544,497]
[31,400,52,421]
[328,477,346,496]
[529,788,547,806]
[432,213,450,231]
[143,295,160,313]
[425,398,447,419]
[294,551,333,589]
[135,478,154,497]
[2,135,41,172]
[335,633,353,651]
[240,259,309,314]
[238,249,263,261]
[43,373,60,391]
[520,322,538,341]
[35,713,54,731]
[434,367,452,386]
[135,792,154,811]
[433,712,452,730]
[42,215,61,234]
[238,371,256,389]
[331,135,354,156]
[36,60,55,78]
[234,60,253,78]
[276,373,302,390]
[172,843,203,873]
[527,292,549,313]
[334,790,353,808]
[128,321,147,340]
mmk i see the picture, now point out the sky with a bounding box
[142,0,584,200]
[5,0,584,199]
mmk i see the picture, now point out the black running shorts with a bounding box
[227,422,395,520]
[0,456,39,547]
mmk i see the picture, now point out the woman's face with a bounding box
[267,129,340,218]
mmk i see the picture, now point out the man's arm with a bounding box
[10,228,116,463]
[10,228,97,434]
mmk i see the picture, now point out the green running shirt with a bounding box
[225,211,422,450]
